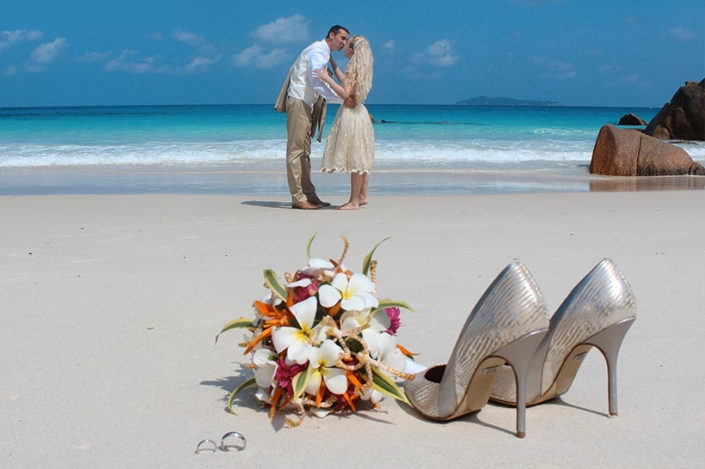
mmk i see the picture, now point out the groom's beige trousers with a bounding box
[286,97,317,205]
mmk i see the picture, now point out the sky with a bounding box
[1,0,703,108]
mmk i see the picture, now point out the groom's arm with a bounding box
[307,49,343,104]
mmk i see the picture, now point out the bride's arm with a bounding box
[313,69,354,99]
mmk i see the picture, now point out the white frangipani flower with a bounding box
[287,278,312,288]
[361,332,407,403]
[305,340,347,395]
[339,307,391,359]
[271,296,320,365]
[255,386,273,404]
[308,258,335,269]
[368,308,392,332]
[252,348,277,388]
[301,258,338,280]
[377,332,407,372]
[318,272,378,312]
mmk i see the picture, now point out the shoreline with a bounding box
[1,191,704,468]
[2,163,705,196]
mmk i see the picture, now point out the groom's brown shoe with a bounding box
[292,201,321,210]
[308,196,331,207]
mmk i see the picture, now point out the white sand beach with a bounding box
[1,190,704,468]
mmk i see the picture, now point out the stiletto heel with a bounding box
[492,328,549,438]
[490,258,637,417]
[404,261,549,438]
[584,317,635,416]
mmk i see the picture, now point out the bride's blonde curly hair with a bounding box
[345,36,373,102]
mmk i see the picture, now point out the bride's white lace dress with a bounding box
[321,101,375,174]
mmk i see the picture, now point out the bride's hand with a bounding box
[313,69,331,82]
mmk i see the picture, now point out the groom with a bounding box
[276,25,355,210]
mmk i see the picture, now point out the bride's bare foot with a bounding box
[337,202,360,210]
[359,199,368,206]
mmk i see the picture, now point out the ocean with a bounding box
[1,104,703,195]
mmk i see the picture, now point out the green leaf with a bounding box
[372,300,416,315]
[291,366,312,400]
[345,337,364,354]
[264,269,288,301]
[362,236,391,276]
[227,376,257,415]
[306,233,317,259]
[215,317,255,344]
[371,365,410,406]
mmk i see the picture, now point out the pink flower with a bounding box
[274,357,307,396]
[385,307,401,335]
[290,272,320,303]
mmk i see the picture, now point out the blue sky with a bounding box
[1,0,703,107]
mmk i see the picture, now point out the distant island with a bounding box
[456,96,564,107]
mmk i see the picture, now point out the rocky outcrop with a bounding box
[590,124,705,176]
[618,113,647,126]
[645,79,705,140]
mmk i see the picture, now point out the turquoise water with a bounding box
[1,104,703,194]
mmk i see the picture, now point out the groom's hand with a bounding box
[343,95,357,109]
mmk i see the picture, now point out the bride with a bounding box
[314,35,374,210]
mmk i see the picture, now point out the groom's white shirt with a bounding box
[288,40,343,107]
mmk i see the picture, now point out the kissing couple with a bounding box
[275,25,375,210]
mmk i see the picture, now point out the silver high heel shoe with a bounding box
[489,258,637,417]
[404,261,550,438]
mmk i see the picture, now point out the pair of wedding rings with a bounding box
[195,431,246,454]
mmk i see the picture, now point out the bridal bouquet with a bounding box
[217,235,415,427]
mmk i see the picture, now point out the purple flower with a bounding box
[385,307,401,335]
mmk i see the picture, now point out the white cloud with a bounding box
[232,45,288,69]
[181,54,223,73]
[103,48,221,75]
[413,39,459,67]
[2,65,17,75]
[173,29,216,54]
[254,48,288,69]
[251,14,309,44]
[383,40,395,52]
[232,44,263,67]
[31,37,68,64]
[104,50,168,74]
[597,62,618,74]
[173,29,204,46]
[617,73,652,89]
[76,51,112,63]
[25,30,43,41]
[0,29,43,51]
[666,26,695,41]
[529,55,577,79]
